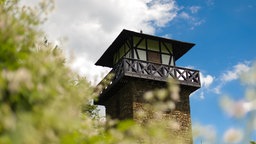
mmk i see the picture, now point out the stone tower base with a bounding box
[103,78,194,144]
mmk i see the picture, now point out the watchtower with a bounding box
[95,29,201,143]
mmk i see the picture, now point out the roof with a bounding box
[95,29,195,68]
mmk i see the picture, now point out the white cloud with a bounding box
[161,34,172,39]
[177,7,205,30]
[190,72,214,99]
[199,91,205,99]
[200,73,214,88]
[198,73,214,99]
[189,19,205,30]
[44,0,179,57]
[21,0,206,83]
[221,62,250,82]
[193,19,205,26]
[179,11,190,19]
[206,0,214,6]
[189,6,200,14]
[213,84,222,94]
[68,57,110,85]
[34,0,180,83]
[212,61,252,94]
[184,65,195,69]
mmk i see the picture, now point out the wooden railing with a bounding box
[98,58,201,94]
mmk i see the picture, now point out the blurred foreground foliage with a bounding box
[0,0,95,143]
[1,0,255,144]
[0,1,185,144]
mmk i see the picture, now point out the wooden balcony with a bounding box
[98,58,201,97]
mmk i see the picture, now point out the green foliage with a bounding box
[0,1,95,143]
[2,0,255,144]
[0,0,47,69]
[0,1,196,143]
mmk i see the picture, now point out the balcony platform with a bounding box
[96,58,201,104]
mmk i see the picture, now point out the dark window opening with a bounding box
[147,51,161,64]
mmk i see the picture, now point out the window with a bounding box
[128,37,175,66]
[148,51,161,63]
[133,36,140,47]
[161,42,172,54]
[133,36,146,49]
[137,50,147,61]
[161,54,170,65]
[170,55,175,66]
[148,39,159,52]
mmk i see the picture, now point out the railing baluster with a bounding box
[98,58,200,95]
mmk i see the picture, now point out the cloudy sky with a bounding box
[26,0,256,143]
[41,0,182,83]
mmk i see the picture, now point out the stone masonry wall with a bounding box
[131,80,193,144]
[103,79,194,144]
[104,81,134,120]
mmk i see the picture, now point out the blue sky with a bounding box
[156,0,256,143]
[32,0,256,143]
